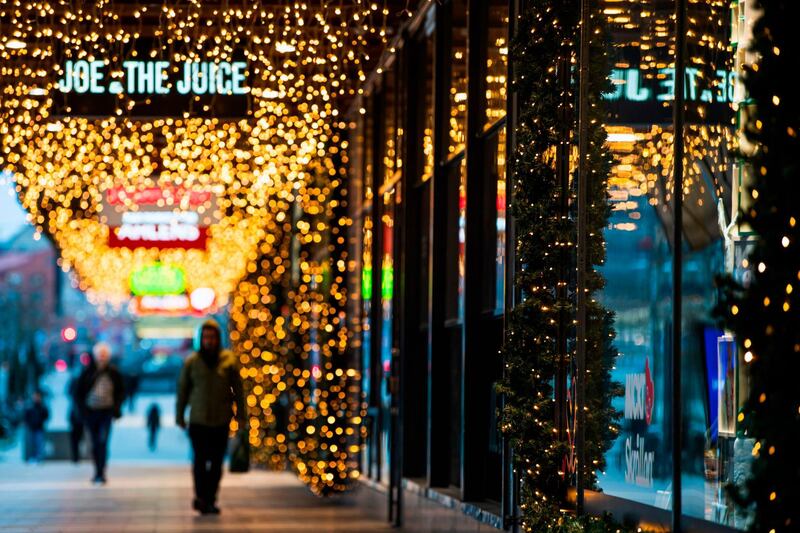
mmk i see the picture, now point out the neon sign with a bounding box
[605,68,736,104]
[129,263,186,296]
[58,60,248,96]
[102,188,216,250]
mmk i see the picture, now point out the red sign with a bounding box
[108,225,208,249]
[106,186,213,208]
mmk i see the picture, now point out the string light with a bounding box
[0,0,407,495]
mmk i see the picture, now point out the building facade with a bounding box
[346,1,756,531]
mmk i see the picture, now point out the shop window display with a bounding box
[448,0,468,157]
[494,127,507,315]
[598,1,750,527]
[485,0,508,129]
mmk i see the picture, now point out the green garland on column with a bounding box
[581,12,623,492]
[718,2,800,532]
[499,1,624,531]
[499,2,575,528]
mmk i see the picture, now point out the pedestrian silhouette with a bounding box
[146,403,161,452]
[23,390,49,463]
[67,371,84,463]
[176,319,245,515]
[74,342,124,485]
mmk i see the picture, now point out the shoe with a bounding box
[91,476,105,485]
[205,504,221,515]
[192,498,206,513]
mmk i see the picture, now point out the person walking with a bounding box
[146,403,160,452]
[67,371,84,463]
[74,342,124,485]
[176,319,245,515]
[23,391,49,463]
[68,406,84,463]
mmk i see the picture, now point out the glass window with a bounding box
[494,127,507,314]
[383,69,398,184]
[679,1,742,527]
[485,0,509,128]
[379,191,395,485]
[379,72,398,485]
[448,0,468,157]
[597,0,676,511]
[444,157,466,323]
[421,9,436,182]
[362,97,375,398]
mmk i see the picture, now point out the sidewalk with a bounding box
[0,462,392,532]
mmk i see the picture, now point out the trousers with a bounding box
[188,424,229,505]
[85,409,113,478]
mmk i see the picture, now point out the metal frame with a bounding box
[672,0,688,531]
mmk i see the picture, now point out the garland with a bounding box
[718,1,800,531]
[499,1,622,531]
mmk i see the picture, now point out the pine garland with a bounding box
[500,1,623,531]
[718,1,800,531]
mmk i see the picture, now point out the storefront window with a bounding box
[362,100,375,403]
[599,126,675,510]
[679,1,742,527]
[422,10,436,182]
[598,2,749,528]
[379,70,398,485]
[444,157,466,323]
[448,0,468,157]
[597,0,676,511]
[494,127,506,314]
[383,68,398,184]
[380,190,395,484]
[485,0,508,128]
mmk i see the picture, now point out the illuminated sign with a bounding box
[52,41,250,117]
[606,68,736,104]
[129,264,186,296]
[361,262,372,300]
[58,60,248,96]
[623,358,656,488]
[605,67,735,124]
[131,288,217,316]
[102,187,217,250]
[109,211,208,249]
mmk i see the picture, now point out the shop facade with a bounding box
[345,1,757,531]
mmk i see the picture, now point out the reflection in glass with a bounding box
[444,157,466,323]
[598,0,676,511]
[485,0,508,128]
[448,0,468,156]
[495,127,507,314]
[598,130,674,509]
[677,1,741,527]
[458,157,466,323]
[422,19,436,181]
[380,190,394,485]
[383,68,398,183]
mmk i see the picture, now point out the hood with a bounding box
[193,318,222,352]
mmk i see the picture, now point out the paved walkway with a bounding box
[0,462,393,532]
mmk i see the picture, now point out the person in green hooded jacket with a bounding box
[176,319,246,515]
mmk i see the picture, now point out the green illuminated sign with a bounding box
[606,67,736,104]
[129,263,186,296]
[362,263,372,300]
[381,260,394,301]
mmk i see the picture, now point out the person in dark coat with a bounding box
[23,391,49,463]
[176,319,245,515]
[74,342,124,484]
[67,372,84,463]
[146,403,161,452]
